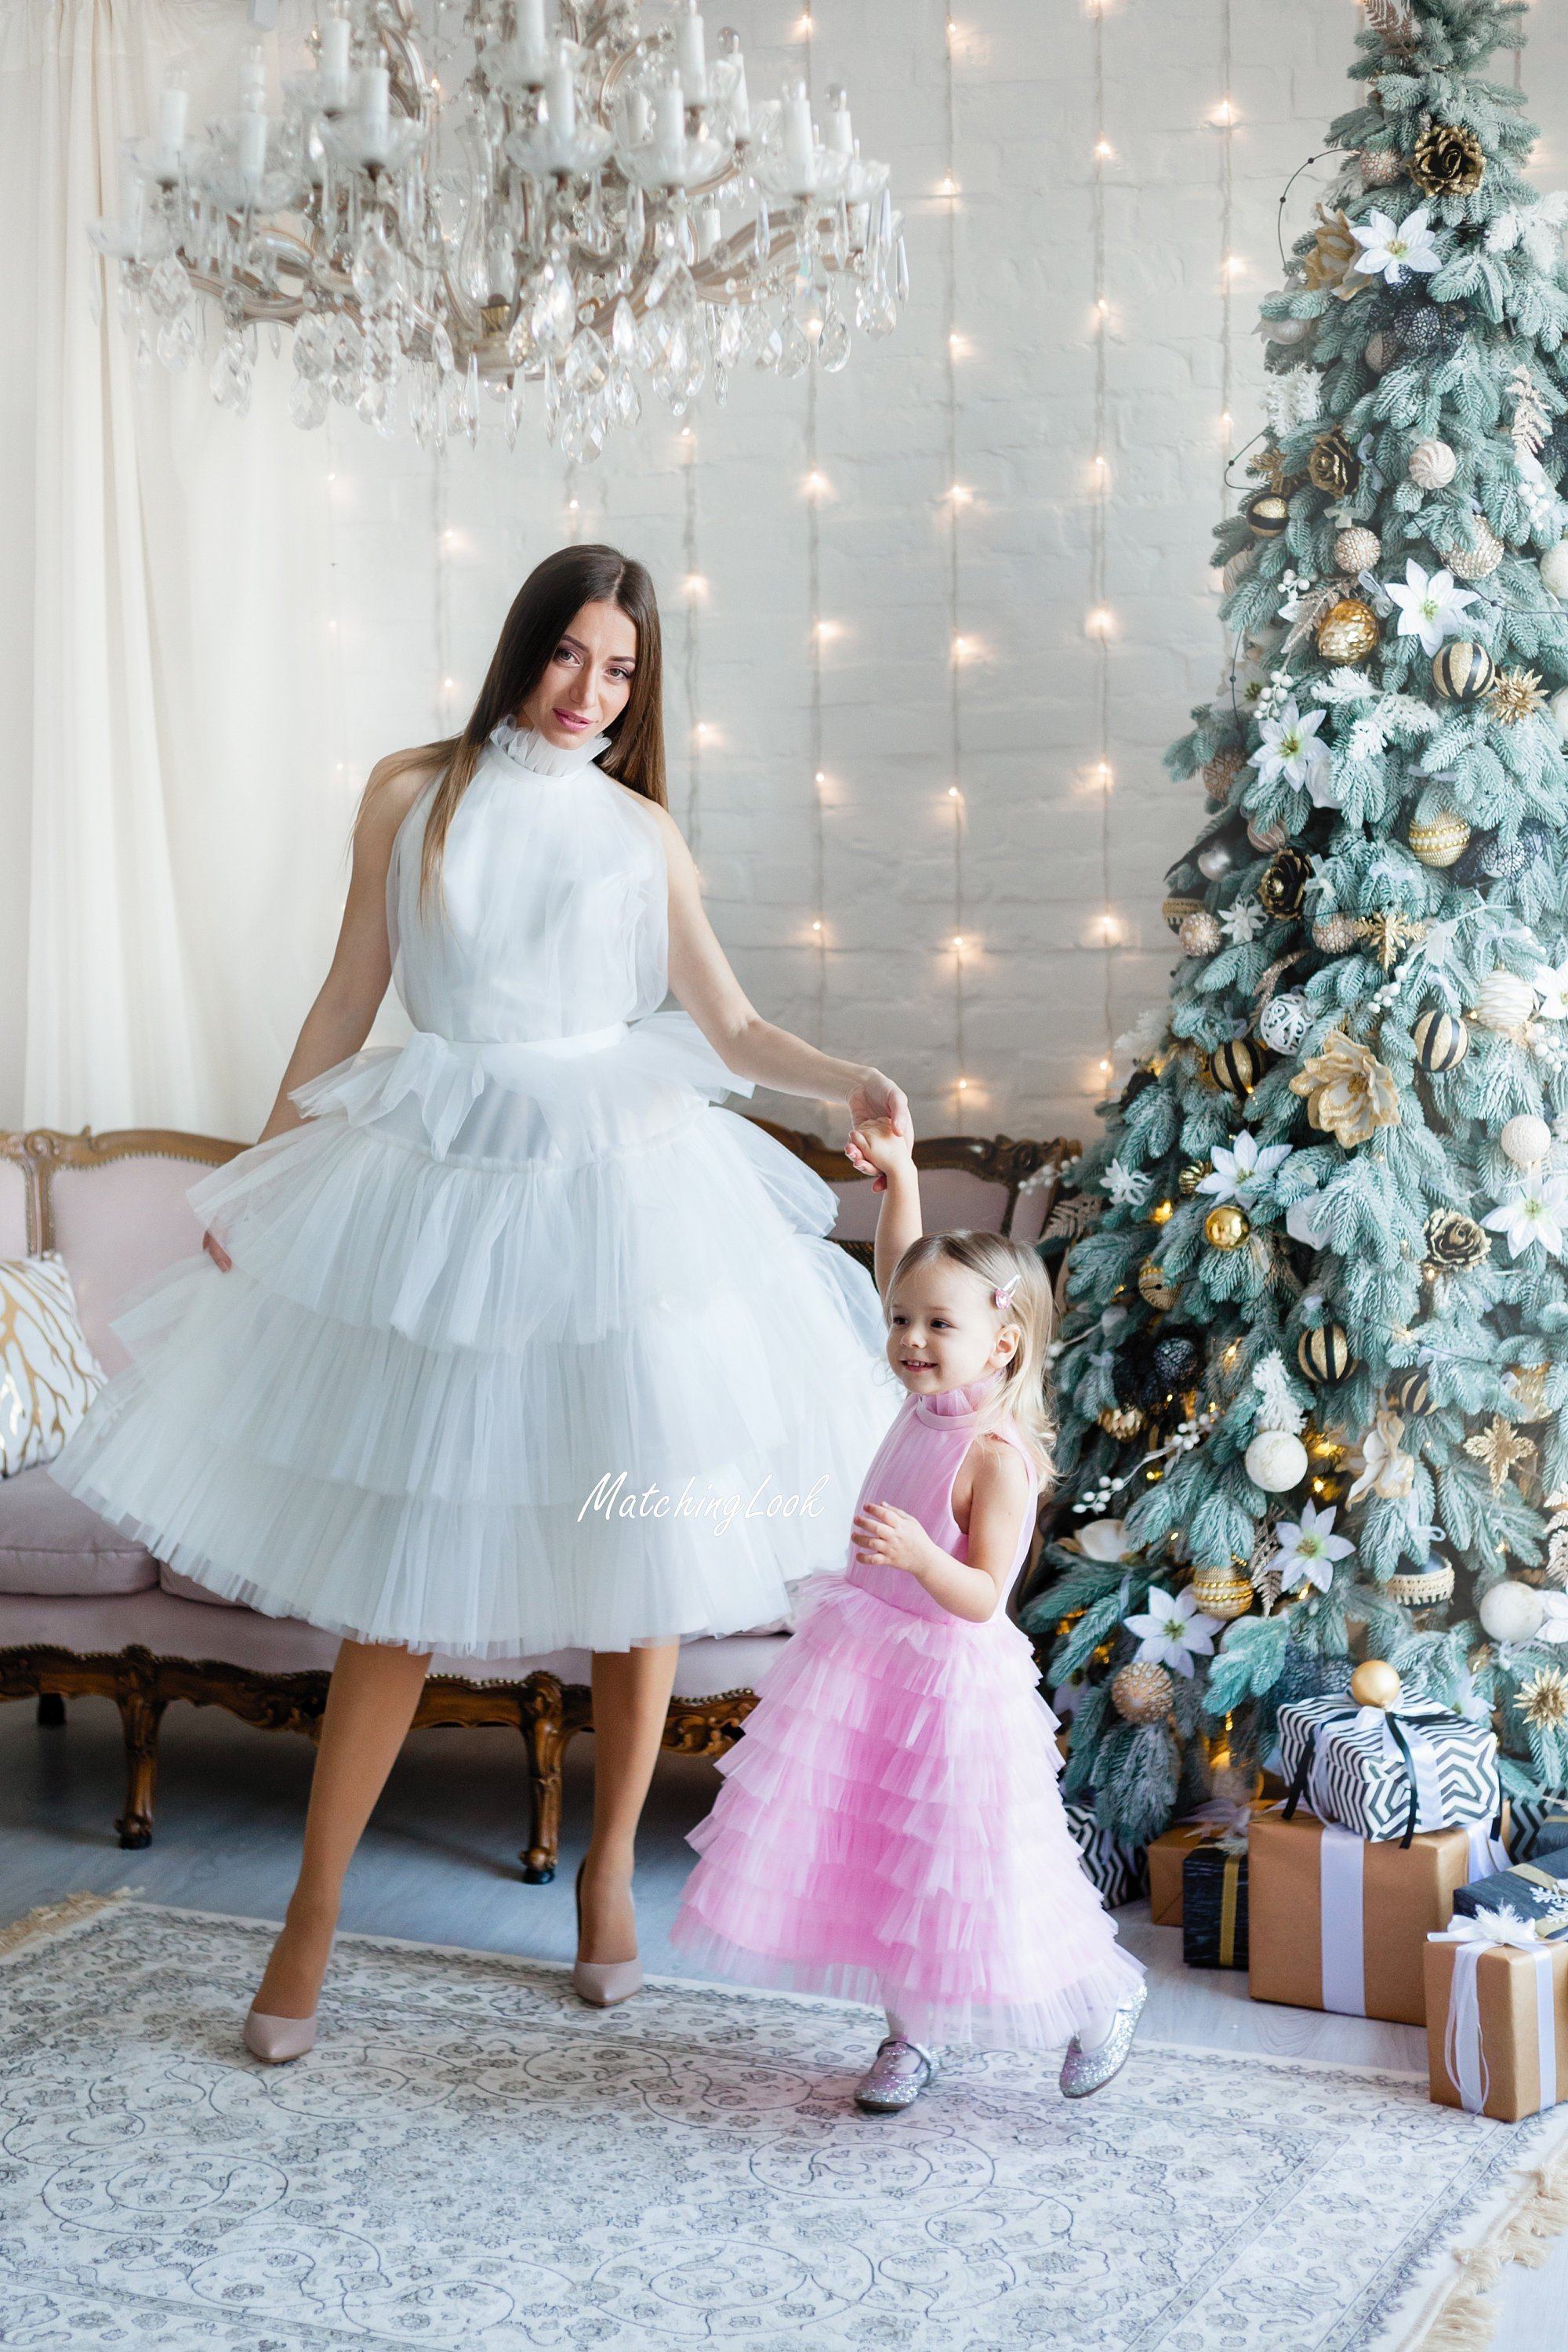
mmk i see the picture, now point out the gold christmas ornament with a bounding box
[1189,1569,1254,1622]
[1387,1558,1456,1608]
[1304,205,1360,298]
[1462,1415,1537,1494]
[1298,1323,1356,1384]
[1424,1208,1490,1273]
[1179,910,1224,956]
[1408,437,1458,492]
[1138,1260,1180,1312]
[1407,808,1472,868]
[1289,1029,1400,1148]
[1244,489,1290,539]
[1204,1203,1250,1250]
[1110,1659,1175,1725]
[1505,1362,1552,1421]
[1247,815,1289,853]
[1201,746,1247,804]
[1308,427,1361,499]
[1472,969,1537,1033]
[1316,597,1380,664]
[1314,913,1359,954]
[1359,147,1404,189]
[1488,667,1548,726]
[1349,1658,1403,1710]
[1354,909,1428,972]
[1432,640,1495,703]
[1518,1668,1568,1732]
[1098,1403,1146,1440]
[1221,549,1255,595]
[1334,526,1381,575]
[1412,1009,1468,1071]
[1410,122,1486,198]
[1163,893,1204,934]
[1178,1161,1210,1197]
[1211,1036,1267,1098]
[1392,1367,1435,1417]
[1259,846,1312,920]
[1442,520,1504,581]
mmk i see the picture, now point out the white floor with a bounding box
[4,1693,1566,2347]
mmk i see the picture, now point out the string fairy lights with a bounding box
[1086,0,1116,1090]
[940,2,973,1116]
[1217,0,1236,506]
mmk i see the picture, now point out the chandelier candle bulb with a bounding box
[546,49,578,141]
[826,88,854,155]
[158,79,189,152]
[360,65,390,139]
[239,42,267,112]
[782,82,815,182]
[675,4,708,103]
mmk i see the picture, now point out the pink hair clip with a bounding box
[993,1275,1021,1310]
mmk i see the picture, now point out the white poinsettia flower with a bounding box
[1076,1517,1135,1563]
[1123,1584,1222,1677]
[1483,1178,1568,1260]
[1386,561,1479,658]
[1220,898,1268,944]
[1532,960,1568,1022]
[1102,1158,1152,1208]
[1537,1592,1568,1645]
[1198,1131,1294,1203]
[1249,700,1333,795]
[1274,1499,1356,1594]
[1348,204,1443,286]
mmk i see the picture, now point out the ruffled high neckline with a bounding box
[488,717,612,779]
[913,1368,1006,1425]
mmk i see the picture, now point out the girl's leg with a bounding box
[251,1638,433,2016]
[578,1640,679,1963]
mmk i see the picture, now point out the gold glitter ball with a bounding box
[1442,520,1504,581]
[1138,1260,1180,1312]
[1110,1660,1175,1725]
[1407,809,1472,869]
[1189,1570,1254,1622]
[1316,597,1380,665]
[1314,913,1359,953]
[1334,526,1381,575]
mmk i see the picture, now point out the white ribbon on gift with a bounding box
[1317,1820,1509,2019]
[1304,1701,1461,1835]
[1428,1910,1561,2117]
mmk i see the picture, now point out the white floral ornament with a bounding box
[1386,561,1480,658]
[1076,1518,1137,1563]
[1483,1177,1568,1260]
[1346,1407,1416,1506]
[1123,1584,1222,1677]
[1198,1131,1294,1203]
[1532,959,1568,1022]
[1102,1159,1152,1209]
[1220,898,1269,945]
[1348,204,1443,288]
[1249,700,1334,799]
[1274,1499,1356,1594]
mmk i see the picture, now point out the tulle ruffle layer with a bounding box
[672,1577,1144,2045]
[50,1036,902,1653]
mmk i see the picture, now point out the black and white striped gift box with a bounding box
[1064,1798,1146,1907]
[1279,1695,1499,1845]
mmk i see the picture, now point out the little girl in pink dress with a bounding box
[672,1118,1145,2111]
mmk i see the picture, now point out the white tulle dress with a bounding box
[49,720,902,1657]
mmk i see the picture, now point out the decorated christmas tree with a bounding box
[1027,0,1568,1847]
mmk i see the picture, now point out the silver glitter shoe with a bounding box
[854,2035,941,2114]
[1058,1980,1147,2100]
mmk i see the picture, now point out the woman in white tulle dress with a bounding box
[50,544,906,2055]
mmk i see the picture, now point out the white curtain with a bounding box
[4,0,338,1142]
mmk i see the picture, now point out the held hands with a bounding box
[851,1501,936,1582]
[845,1111,915,1190]
[845,1072,913,1191]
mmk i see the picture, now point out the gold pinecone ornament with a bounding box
[1410,122,1486,199]
[1111,1660,1175,1724]
[1316,598,1380,664]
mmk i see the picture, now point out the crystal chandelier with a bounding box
[88,2,906,460]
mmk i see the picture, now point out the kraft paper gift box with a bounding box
[1248,1809,1508,2027]
[1063,1798,1145,1908]
[1148,1803,1270,1926]
[1278,1694,1500,1846]
[1425,1916,1568,2122]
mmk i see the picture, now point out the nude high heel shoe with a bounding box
[572,1859,644,2007]
[242,2006,319,2065]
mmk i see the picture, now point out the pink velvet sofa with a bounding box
[1,1121,1066,1878]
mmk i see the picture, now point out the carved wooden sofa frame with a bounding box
[2,1120,1069,1881]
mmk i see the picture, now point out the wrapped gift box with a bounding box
[1249,1810,1506,2026]
[1279,1696,1500,1846]
[1454,1846,1568,1932]
[1425,1923,1568,2122]
[1182,1843,1248,1970]
[1507,1797,1568,1865]
[1063,1798,1146,1908]
[1148,1806,1269,1926]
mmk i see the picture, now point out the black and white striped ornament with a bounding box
[1392,1367,1435,1417]
[1431,641,1495,704]
[1412,1010,1468,1072]
[1211,1036,1267,1098]
[1297,1323,1355,1384]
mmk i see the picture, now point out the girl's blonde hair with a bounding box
[886,1230,1056,1485]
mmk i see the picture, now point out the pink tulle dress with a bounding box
[671,1368,1145,2048]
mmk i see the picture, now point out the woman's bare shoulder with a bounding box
[355,749,445,847]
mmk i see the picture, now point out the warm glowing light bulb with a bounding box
[1225,252,1245,276]
[811,918,822,931]
[953,934,965,951]
[1213,98,1236,125]
[1087,606,1113,637]
[568,496,579,511]
[948,481,973,506]
[815,769,826,785]
[815,619,840,643]
[1098,1057,1112,1074]
[938,172,959,197]
[1094,138,1114,161]
[949,330,970,358]
[804,469,830,499]
[683,572,708,597]
[956,1076,968,1091]
[947,784,960,799]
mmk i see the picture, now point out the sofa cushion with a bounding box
[158,1563,243,1607]
[0,1253,107,1475]
[0,1467,158,1595]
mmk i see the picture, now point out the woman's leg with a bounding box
[251,1638,433,2016]
[578,1640,679,1963]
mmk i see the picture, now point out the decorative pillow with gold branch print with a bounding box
[0,1254,106,1476]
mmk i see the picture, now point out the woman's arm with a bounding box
[655,802,911,1179]
[850,1438,1033,1624]
[204,758,431,1269]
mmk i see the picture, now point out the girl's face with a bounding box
[886,1263,1018,1399]
[517,599,638,748]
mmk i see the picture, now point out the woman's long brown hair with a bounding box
[370,543,666,913]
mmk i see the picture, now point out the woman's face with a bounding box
[517,599,638,748]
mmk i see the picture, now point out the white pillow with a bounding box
[0,1253,107,1476]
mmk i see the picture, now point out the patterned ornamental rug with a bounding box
[2,1895,1566,2352]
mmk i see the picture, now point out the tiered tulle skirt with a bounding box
[671,1575,1145,2047]
[49,1011,903,1656]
